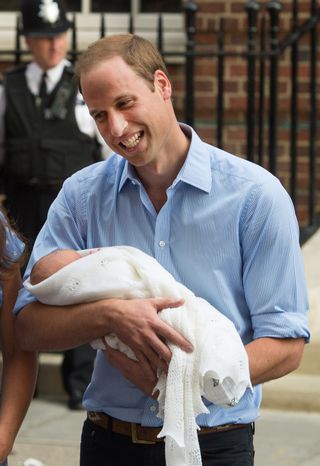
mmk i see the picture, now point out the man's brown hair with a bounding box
[75,33,168,91]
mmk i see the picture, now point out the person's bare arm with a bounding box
[245,337,305,386]
[0,271,38,463]
[16,296,193,378]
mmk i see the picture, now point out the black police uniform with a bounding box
[3,64,101,241]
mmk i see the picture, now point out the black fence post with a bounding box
[266,0,282,175]
[245,1,260,162]
[308,0,318,227]
[258,15,266,166]
[129,13,134,33]
[70,13,77,64]
[157,14,163,54]
[15,13,22,66]
[100,13,106,38]
[290,0,299,205]
[216,18,224,149]
[184,1,197,127]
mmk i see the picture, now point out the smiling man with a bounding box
[14,34,309,466]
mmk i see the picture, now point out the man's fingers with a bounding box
[156,321,193,354]
[134,349,167,377]
[153,297,184,311]
[151,297,193,353]
[105,346,156,383]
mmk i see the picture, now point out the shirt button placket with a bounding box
[154,202,171,265]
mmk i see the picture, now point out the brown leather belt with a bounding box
[87,411,250,445]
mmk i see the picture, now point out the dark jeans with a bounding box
[80,419,255,466]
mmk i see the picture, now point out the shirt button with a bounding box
[150,405,157,412]
[131,180,136,185]
[159,240,166,248]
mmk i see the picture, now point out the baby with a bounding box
[29,248,135,356]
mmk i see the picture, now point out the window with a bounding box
[0,0,185,61]
[67,0,185,59]
[0,1,182,13]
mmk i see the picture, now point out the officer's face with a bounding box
[25,33,68,71]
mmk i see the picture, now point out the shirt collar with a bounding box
[118,123,212,193]
[177,123,212,192]
[26,59,70,95]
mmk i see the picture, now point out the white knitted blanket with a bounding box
[24,246,252,466]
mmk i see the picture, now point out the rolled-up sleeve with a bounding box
[241,178,310,341]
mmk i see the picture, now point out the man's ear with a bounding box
[154,70,172,100]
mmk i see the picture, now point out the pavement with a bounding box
[4,229,320,465]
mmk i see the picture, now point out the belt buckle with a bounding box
[131,423,156,444]
[88,411,103,422]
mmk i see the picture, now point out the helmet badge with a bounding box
[38,0,60,24]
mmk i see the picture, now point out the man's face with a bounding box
[80,55,173,170]
[25,33,68,70]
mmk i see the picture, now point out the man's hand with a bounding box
[107,297,193,378]
[103,346,159,397]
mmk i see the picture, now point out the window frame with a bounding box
[66,0,182,15]
[0,1,186,63]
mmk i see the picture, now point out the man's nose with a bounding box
[109,112,128,137]
[49,37,60,49]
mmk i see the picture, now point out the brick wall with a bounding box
[169,0,320,227]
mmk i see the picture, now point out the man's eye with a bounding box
[94,112,105,122]
[118,100,132,109]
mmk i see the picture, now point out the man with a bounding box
[14,34,309,465]
[0,0,111,410]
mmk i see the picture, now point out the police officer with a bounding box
[0,0,110,410]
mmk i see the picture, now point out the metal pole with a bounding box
[216,18,224,149]
[308,0,318,226]
[15,13,22,66]
[289,0,298,205]
[266,1,282,175]
[245,1,260,162]
[100,13,106,38]
[258,15,266,166]
[184,1,198,127]
[157,14,163,54]
[70,13,77,64]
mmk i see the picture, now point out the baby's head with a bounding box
[30,249,81,285]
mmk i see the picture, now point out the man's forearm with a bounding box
[15,299,114,351]
[15,296,192,362]
[245,336,305,386]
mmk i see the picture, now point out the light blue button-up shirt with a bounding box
[14,124,309,427]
